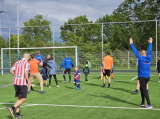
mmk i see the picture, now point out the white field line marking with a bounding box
[131,76,138,81]
[0,84,13,88]
[0,103,160,111]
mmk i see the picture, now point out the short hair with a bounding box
[23,52,30,58]
[36,50,40,55]
[50,57,53,60]
[75,66,79,68]
[86,61,88,64]
[141,50,146,56]
[106,51,110,55]
[31,54,35,59]
[138,48,141,52]
[65,54,68,57]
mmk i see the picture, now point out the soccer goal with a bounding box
[1,46,78,75]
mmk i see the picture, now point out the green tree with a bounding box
[21,15,52,47]
[0,36,8,53]
[60,15,102,52]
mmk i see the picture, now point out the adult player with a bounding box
[8,52,30,118]
[101,51,113,88]
[157,55,160,82]
[28,54,45,93]
[129,37,153,108]
[132,49,149,94]
[59,54,74,83]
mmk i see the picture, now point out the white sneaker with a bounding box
[57,85,59,88]
[158,80,160,82]
[49,85,51,88]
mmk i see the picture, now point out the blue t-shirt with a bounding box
[35,55,44,63]
[130,43,152,78]
[60,57,74,69]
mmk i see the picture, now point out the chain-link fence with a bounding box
[0,20,160,74]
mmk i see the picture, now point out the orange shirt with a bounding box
[103,55,113,70]
[29,59,40,74]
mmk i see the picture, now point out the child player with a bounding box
[110,67,114,79]
[83,62,90,83]
[99,62,108,80]
[73,66,81,90]
[35,50,44,63]
[40,67,48,87]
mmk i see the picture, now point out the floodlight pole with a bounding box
[17,0,19,55]
[0,10,3,36]
[53,26,55,60]
[102,23,103,60]
[9,27,11,68]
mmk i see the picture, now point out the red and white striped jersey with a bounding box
[12,58,30,85]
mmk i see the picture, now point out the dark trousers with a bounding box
[49,75,58,86]
[84,73,88,81]
[139,77,151,105]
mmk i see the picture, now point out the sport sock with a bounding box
[103,83,105,86]
[99,76,101,79]
[74,83,77,86]
[16,112,20,116]
[147,89,148,92]
[135,89,138,92]
[101,75,103,80]
[69,75,71,82]
[63,75,66,81]
[78,84,80,88]
[108,83,110,87]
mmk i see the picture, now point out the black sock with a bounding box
[31,86,33,90]
[12,106,15,111]
[69,75,71,81]
[16,112,20,115]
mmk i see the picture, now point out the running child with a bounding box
[83,62,90,83]
[73,66,81,90]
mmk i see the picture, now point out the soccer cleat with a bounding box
[131,91,138,94]
[8,107,14,118]
[63,81,66,84]
[40,91,46,94]
[99,78,102,80]
[143,104,153,109]
[15,114,24,118]
[49,85,51,88]
[85,81,89,83]
[57,85,59,88]
[101,85,105,88]
[75,87,78,90]
[27,91,30,94]
[140,103,145,107]
[158,80,160,82]
[30,89,34,91]
[79,87,81,90]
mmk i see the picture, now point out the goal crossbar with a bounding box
[1,46,78,75]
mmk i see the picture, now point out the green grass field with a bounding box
[0,73,160,119]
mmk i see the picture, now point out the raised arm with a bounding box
[129,38,141,59]
[147,37,153,56]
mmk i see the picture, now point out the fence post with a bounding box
[156,20,157,68]
[9,27,11,68]
[52,25,55,61]
[128,51,130,70]
[102,23,103,60]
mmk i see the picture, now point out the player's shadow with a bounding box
[113,81,136,84]
[85,83,101,87]
[2,101,21,119]
[110,87,132,93]
[88,93,139,106]
[64,86,75,89]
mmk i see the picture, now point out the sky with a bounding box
[0,0,124,43]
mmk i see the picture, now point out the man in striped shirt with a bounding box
[8,52,30,118]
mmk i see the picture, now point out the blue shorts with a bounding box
[42,76,47,80]
[74,80,79,83]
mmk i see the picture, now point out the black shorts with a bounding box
[14,85,27,98]
[137,77,139,80]
[158,70,160,73]
[103,70,111,77]
[63,69,71,75]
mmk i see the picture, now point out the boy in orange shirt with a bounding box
[101,51,113,88]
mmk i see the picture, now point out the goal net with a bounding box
[1,46,78,75]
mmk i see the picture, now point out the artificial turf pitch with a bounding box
[0,73,160,119]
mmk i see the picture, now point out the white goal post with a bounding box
[1,46,78,75]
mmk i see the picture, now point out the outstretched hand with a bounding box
[129,38,133,44]
[148,37,153,43]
